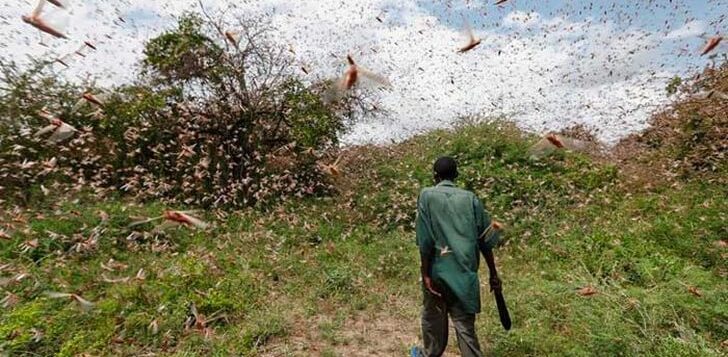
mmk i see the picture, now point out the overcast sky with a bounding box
[1,0,726,145]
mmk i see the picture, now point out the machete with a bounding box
[479,222,511,331]
[493,285,511,330]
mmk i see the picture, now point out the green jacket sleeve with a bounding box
[415,191,435,257]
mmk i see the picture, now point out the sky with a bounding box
[1,0,726,145]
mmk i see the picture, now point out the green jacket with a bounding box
[416,180,496,314]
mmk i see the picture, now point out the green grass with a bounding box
[1,122,726,356]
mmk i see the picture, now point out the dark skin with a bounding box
[480,242,502,292]
[421,250,440,297]
[421,174,502,297]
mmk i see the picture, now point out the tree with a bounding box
[119,11,350,207]
[1,9,376,208]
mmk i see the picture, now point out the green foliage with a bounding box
[2,29,727,357]
[238,312,287,351]
[320,267,355,298]
[0,13,348,208]
[285,80,345,149]
[143,14,222,82]
[666,75,682,95]
[2,120,725,355]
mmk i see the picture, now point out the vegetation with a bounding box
[1,11,726,357]
[1,112,726,355]
[0,13,363,208]
[620,65,727,183]
[665,75,682,96]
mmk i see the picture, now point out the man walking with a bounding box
[412,157,501,357]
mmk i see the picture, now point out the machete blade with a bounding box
[494,289,511,330]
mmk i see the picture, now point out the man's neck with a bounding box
[437,179,455,186]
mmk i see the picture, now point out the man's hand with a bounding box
[491,220,503,230]
[489,275,502,292]
[423,276,441,297]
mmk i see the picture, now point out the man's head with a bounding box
[433,156,458,182]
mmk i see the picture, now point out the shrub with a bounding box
[615,63,728,183]
[0,12,370,208]
[0,60,100,205]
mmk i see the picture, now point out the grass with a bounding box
[1,121,726,356]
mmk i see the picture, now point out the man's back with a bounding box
[414,157,494,357]
[416,180,490,314]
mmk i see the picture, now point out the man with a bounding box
[412,156,501,357]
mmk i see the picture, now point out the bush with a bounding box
[0,13,362,208]
[0,60,102,205]
[615,63,728,183]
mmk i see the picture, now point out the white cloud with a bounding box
[0,0,706,146]
[666,20,706,39]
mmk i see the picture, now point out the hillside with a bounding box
[3,1,728,354]
[2,109,726,356]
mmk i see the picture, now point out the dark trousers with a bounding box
[421,289,483,357]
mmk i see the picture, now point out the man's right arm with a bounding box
[480,245,501,291]
[474,196,502,291]
[416,191,440,296]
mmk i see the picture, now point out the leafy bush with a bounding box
[616,63,728,183]
[1,13,357,208]
[0,60,103,205]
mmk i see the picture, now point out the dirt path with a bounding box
[260,295,466,356]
